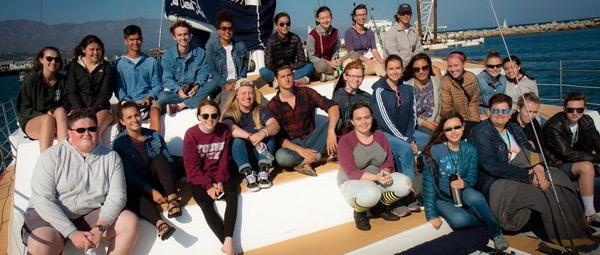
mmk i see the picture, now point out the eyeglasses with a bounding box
[486,64,502,69]
[71,126,98,134]
[412,65,430,73]
[278,22,291,27]
[45,56,61,63]
[346,74,364,79]
[354,13,367,17]
[443,125,463,132]
[220,26,233,32]
[200,113,219,120]
[491,108,511,116]
[566,107,585,113]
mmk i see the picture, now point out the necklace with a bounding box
[445,142,460,174]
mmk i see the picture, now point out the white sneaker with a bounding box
[257,171,272,189]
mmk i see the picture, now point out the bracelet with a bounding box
[261,129,269,137]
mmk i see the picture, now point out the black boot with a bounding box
[371,202,400,221]
[354,211,371,231]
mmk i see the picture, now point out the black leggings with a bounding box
[190,180,239,243]
[126,154,178,225]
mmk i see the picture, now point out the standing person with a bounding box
[112,101,181,241]
[543,92,600,225]
[222,80,280,192]
[159,20,216,115]
[403,53,441,134]
[344,4,385,77]
[116,25,163,132]
[503,56,538,111]
[509,93,543,151]
[267,66,340,176]
[260,12,313,86]
[17,46,68,152]
[422,112,508,251]
[183,100,238,255]
[67,35,115,137]
[470,94,598,250]
[338,103,412,231]
[23,111,138,255]
[332,60,370,130]
[440,51,480,135]
[477,51,507,119]
[383,3,423,67]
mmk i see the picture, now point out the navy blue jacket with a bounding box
[371,78,416,142]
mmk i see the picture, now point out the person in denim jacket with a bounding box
[477,51,507,119]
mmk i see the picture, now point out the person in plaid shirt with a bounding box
[267,66,340,176]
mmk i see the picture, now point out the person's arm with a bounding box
[405,91,417,143]
[238,42,249,78]
[66,63,84,110]
[264,37,274,70]
[115,62,131,101]
[306,33,321,63]
[383,30,400,57]
[16,76,42,125]
[467,76,481,120]
[149,59,163,100]
[414,30,423,54]
[337,134,368,180]
[293,35,307,69]
[183,129,213,190]
[215,128,231,184]
[544,119,600,162]
[422,156,439,221]
[194,49,209,87]
[530,79,539,96]
[92,64,115,109]
[462,143,478,188]
[470,127,530,182]
[98,152,127,226]
[439,77,452,117]
[344,29,356,52]
[371,86,408,141]
[369,33,383,62]
[263,117,280,138]
[161,51,181,91]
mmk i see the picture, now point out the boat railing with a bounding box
[0,99,19,176]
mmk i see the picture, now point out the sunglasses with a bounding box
[412,65,430,73]
[443,125,463,132]
[278,22,291,27]
[45,56,61,63]
[71,126,98,134]
[200,113,219,120]
[486,64,502,69]
[566,107,585,113]
[220,26,233,32]
[399,12,412,16]
[491,108,511,116]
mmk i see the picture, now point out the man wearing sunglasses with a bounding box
[543,92,600,225]
[23,110,138,254]
[383,3,423,68]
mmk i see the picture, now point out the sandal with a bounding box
[167,198,182,218]
[157,222,176,241]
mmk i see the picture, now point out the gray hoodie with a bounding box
[383,22,423,67]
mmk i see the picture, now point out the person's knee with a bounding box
[461,188,486,205]
[575,161,596,177]
[446,213,475,229]
[39,114,57,129]
[113,210,139,238]
[53,107,67,118]
[355,183,382,208]
[390,173,412,197]
[27,227,64,255]
[275,148,299,168]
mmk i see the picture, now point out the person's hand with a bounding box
[178,88,189,99]
[249,131,266,146]
[328,59,340,68]
[326,130,337,156]
[69,231,92,251]
[151,189,166,205]
[411,142,419,154]
[207,186,220,200]
[430,217,443,230]
[215,182,224,194]
[187,84,199,97]
[480,114,489,121]
[376,170,392,185]
[532,165,549,191]
[298,147,320,164]
[422,120,438,131]
[142,96,153,107]
[85,226,105,249]
[380,167,392,175]
[450,174,465,190]
[224,82,235,91]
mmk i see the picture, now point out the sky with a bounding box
[0,0,599,31]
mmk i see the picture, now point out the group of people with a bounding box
[15,2,600,255]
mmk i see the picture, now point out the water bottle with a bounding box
[449,173,463,207]
[256,142,274,162]
[85,247,98,255]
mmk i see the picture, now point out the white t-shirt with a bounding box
[125,55,142,65]
[570,123,579,146]
[500,129,520,161]
[224,44,237,81]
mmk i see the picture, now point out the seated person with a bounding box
[17,46,68,152]
[222,80,280,192]
[344,4,385,77]
[402,53,441,134]
[260,12,313,85]
[503,56,538,111]
[383,3,423,67]
[112,101,182,241]
[332,60,370,130]
[23,110,137,255]
[543,92,600,224]
[183,100,238,255]
[267,65,340,176]
[477,51,507,119]
[116,25,163,132]
[159,20,216,115]
[509,92,543,151]
[470,93,598,250]
[422,112,508,251]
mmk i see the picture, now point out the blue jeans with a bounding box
[275,121,328,168]
[383,132,416,180]
[231,136,276,172]
[435,188,502,237]
[414,130,430,151]
[259,63,314,83]
[157,81,219,108]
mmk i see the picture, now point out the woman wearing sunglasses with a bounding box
[112,101,181,241]
[332,60,370,131]
[183,99,238,255]
[67,35,115,138]
[421,112,508,250]
[17,46,68,152]
[503,55,538,111]
[222,79,280,192]
[403,53,442,134]
[477,51,507,119]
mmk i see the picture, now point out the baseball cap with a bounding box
[234,78,254,91]
[397,3,412,15]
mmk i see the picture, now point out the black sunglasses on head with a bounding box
[71,126,98,134]
[200,113,219,120]
[566,107,585,113]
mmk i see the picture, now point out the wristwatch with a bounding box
[95,224,107,233]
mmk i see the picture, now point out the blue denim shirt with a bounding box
[477,71,507,114]
[161,46,209,91]
[205,38,248,85]
[112,128,173,193]
[116,54,163,101]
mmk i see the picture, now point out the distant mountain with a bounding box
[0,18,182,60]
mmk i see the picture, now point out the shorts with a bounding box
[21,208,100,246]
[559,163,575,180]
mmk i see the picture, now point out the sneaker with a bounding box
[588,213,600,228]
[492,235,509,251]
[245,174,260,192]
[295,76,310,86]
[354,211,371,231]
[391,206,411,218]
[320,73,335,82]
[371,203,400,221]
[407,201,421,212]
[257,171,272,189]
[167,104,182,115]
[293,164,317,176]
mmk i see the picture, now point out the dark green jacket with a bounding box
[16,72,67,131]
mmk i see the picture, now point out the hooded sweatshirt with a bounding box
[371,77,416,142]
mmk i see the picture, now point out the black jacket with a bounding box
[543,112,600,167]
[66,59,115,111]
[509,112,543,151]
[16,72,68,130]
[264,32,306,70]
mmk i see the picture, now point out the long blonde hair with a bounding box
[222,85,264,129]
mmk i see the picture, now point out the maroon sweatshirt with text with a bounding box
[183,123,231,190]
